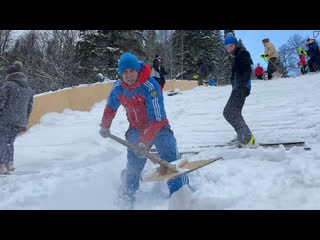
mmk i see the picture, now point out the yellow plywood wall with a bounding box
[163,80,198,91]
[26,80,198,131]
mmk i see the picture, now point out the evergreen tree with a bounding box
[171,30,234,84]
[172,30,197,80]
[76,30,145,80]
[223,30,236,38]
[156,30,174,79]
[143,30,158,65]
[211,30,231,85]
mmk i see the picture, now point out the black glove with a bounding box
[99,127,110,138]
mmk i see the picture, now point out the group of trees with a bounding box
[77,30,235,85]
[0,30,83,93]
[0,30,313,94]
[0,30,235,94]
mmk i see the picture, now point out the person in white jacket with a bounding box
[261,38,280,79]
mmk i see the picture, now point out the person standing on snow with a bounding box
[0,61,34,174]
[151,55,165,92]
[306,38,320,72]
[254,63,264,80]
[159,61,167,90]
[261,38,280,80]
[196,57,209,86]
[298,53,308,75]
[99,52,191,209]
[223,33,255,147]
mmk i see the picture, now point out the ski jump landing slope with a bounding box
[2,74,320,209]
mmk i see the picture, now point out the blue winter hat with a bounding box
[118,52,141,77]
[224,33,236,47]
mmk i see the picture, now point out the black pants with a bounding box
[301,65,308,74]
[154,77,166,89]
[308,60,319,72]
[257,75,263,80]
[223,89,252,139]
[198,72,208,86]
[267,57,279,79]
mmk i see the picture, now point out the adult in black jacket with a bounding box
[159,65,167,88]
[306,38,320,72]
[196,58,208,86]
[151,55,166,89]
[223,33,254,147]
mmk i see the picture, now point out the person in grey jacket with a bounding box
[0,61,34,174]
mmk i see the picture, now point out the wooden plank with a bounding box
[141,157,222,182]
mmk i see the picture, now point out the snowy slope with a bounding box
[1,73,320,210]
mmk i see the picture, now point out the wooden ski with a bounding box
[141,157,223,182]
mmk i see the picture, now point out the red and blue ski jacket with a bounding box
[100,62,169,146]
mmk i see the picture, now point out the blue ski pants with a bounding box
[124,126,189,197]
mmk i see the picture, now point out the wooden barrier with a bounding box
[27,83,113,131]
[26,80,198,131]
[163,80,198,91]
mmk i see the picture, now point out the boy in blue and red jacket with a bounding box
[99,52,189,209]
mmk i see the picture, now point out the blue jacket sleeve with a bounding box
[107,81,121,111]
[144,78,166,122]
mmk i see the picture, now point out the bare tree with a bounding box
[278,43,298,76]
[279,34,307,76]
[0,30,15,72]
[0,30,14,55]
[37,30,81,88]
[6,30,82,93]
[287,34,306,53]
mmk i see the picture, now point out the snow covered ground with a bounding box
[2,73,320,210]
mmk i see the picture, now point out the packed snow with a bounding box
[1,73,320,210]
